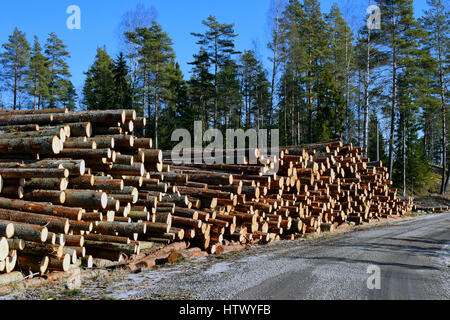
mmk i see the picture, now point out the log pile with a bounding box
[0,108,413,279]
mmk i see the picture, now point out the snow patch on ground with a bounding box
[204,262,231,275]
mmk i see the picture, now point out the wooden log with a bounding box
[0,221,48,243]
[63,190,107,209]
[69,220,93,232]
[0,123,39,132]
[0,221,14,239]
[64,122,92,137]
[7,238,25,251]
[21,242,64,258]
[83,233,130,244]
[24,178,68,191]
[84,240,138,256]
[144,222,171,233]
[70,175,95,188]
[47,254,71,272]
[17,254,49,274]
[0,168,68,179]
[0,237,8,261]
[0,135,61,154]
[0,197,83,220]
[58,148,112,160]
[107,163,145,176]
[64,234,84,247]
[0,113,54,126]
[63,247,80,263]
[93,221,146,237]
[29,159,85,175]
[64,138,96,149]
[0,271,24,285]
[50,109,126,125]
[171,216,202,229]
[0,209,69,234]
[140,149,162,162]
[23,190,66,204]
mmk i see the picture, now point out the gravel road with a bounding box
[2,213,449,300]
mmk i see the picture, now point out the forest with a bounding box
[0,0,448,196]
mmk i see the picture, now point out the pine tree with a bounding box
[44,32,71,108]
[134,22,175,149]
[389,0,432,195]
[353,27,388,150]
[302,0,329,143]
[0,28,30,110]
[26,36,50,110]
[82,47,115,110]
[375,0,419,179]
[278,0,306,145]
[191,15,240,128]
[267,0,284,130]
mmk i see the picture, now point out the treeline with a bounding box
[0,0,448,195]
[0,29,76,110]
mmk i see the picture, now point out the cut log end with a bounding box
[52,136,62,154]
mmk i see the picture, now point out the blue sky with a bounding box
[0,0,429,94]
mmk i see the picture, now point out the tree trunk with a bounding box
[363,27,371,154]
[269,0,280,133]
[388,16,397,179]
[438,33,447,194]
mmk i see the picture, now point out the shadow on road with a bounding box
[293,256,441,271]
[315,239,449,260]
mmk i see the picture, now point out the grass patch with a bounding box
[64,288,82,297]
[42,291,58,300]
[99,293,115,300]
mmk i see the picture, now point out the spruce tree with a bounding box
[82,47,115,110]
[113,52,132,110]
[217,59,242,131]
[188,47,214,130]
[159,60,192,148]
[62,81,77,111]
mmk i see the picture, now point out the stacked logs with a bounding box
[0,108,164,275]
[162,139,413,250]
[0,109,412,279]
